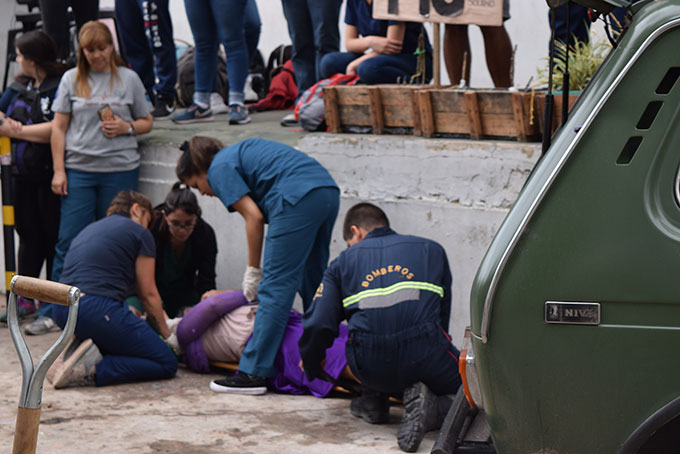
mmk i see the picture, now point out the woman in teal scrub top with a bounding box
[177,136,339,395]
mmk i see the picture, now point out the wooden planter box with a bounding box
[323,85,541,141]
[323,85,424,135]
[535,92,580,136]
[416,88,540,141]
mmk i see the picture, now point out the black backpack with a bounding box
[6,75,59,179]
[265,45,293,94]
[175,46,228,107]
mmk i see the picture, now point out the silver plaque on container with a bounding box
[544,301,601,325]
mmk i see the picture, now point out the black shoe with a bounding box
[210,371,266,395]
[152,96,175,119]
[350,386,390,424]
[397,382,444,452]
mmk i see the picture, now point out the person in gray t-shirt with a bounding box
[49,20,153,286]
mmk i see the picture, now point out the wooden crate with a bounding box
[535,92,580,136]
[324,85,424,135]
[417,88,540,141]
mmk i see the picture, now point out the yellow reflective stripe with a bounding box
[5,271,13,292]
[2,205,14,225]
[0,137,10,156]
[343,281,444,308]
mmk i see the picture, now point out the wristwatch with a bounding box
[127,122,135,136]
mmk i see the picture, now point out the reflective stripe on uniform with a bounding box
[342,281,444,309]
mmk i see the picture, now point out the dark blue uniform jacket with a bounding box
[299,226,452,379]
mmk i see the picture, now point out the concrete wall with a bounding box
[139,134,540,342]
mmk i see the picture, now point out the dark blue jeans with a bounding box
[53,295,177,386]
[281,0,343,93]
[346,321,461,395]
[320,51,433,84]
[115,0,177,101]
[52,168,139,283]
[184,0,260,105]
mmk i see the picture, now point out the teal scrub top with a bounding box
[207,138,338,221]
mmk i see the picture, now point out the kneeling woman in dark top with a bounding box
[151,182,217,317]
[49,190,177,389]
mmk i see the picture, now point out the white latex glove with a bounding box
[242,266,262,302]
[166,332,182,354]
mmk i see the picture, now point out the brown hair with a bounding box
[107,190,154,225]
[176,136,225,180]
[15,30,67,80]
[75,21,127,98]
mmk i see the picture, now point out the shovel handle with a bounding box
[11,276,77,306]
[12,406,40,454]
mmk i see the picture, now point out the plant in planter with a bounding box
[534,35,612,134]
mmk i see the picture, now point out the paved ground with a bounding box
[0,322,441,453]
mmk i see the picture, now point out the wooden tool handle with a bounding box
[11,276,76,306]
[12,406,40,454]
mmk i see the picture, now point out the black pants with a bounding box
[13,177,60,280]
[38,0,100,62]
[346,321,462,396]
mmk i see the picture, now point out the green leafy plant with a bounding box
[536,37,611,91]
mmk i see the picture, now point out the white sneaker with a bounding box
[50,338,102,389]
[210,92,228,115]
[245,74,259,103]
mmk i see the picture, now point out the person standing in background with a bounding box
[172,0,260,125]
[115,0,178,118]
[444,0,512,88]
[38,0,99,64]
[279,0,343,126]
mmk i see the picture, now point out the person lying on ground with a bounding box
[166,289,353,397]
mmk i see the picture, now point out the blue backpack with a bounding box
[6,75,59,179]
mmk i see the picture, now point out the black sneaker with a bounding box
[397,382,444,452]
[350,386,390,424]
[210,372,266,395]
[152,96,175,119]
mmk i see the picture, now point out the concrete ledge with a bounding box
[138,120,539,340]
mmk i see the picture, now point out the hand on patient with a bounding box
[242,266,262,302]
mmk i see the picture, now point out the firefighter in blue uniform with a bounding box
[299,203,461,453]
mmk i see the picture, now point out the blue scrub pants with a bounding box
[53,295,177,386]
[281,0,343,93]
[238,186,339,378]
[115,0,178,101]
[346,321,461,395]
[184,0,260,106]
[320,51,433,85]
[52,168,139,283]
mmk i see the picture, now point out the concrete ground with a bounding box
[0,324,440,453]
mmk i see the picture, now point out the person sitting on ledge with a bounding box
[318,0,432,85]
[47,190,177,389]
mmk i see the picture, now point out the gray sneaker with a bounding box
[50,338,102,389]
[24,315,59,335]
[228,104,251,125]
